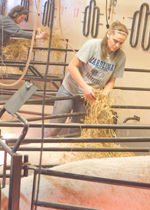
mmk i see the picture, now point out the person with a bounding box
[44,20,128,137]
[0,5,47,50]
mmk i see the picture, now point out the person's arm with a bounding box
[103,77,116,94]
[3,17,47,40]
[68,56,96,100]
[14,29,47,40]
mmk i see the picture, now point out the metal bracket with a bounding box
[130,3,150,51]
[82,0,102,38]
[42,0,54,27]
[21,0,30,22]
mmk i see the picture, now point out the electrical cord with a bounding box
[58,0,76,54]
[106,0,109,29]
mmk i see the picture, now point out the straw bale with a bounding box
[1,39,36,60]
[37,26,66,61]
[70,89,134,159]
[1,27,65,62]
[0,66,22,75]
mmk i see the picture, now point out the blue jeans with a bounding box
[44,85,85,137]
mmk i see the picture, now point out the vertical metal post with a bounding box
[23,155,29,177]
[63,39,69,77]
[0,180,1,209]
[2,149,7,188]
[31,171,37,210]
[8,154,22,210]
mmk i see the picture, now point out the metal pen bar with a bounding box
[12,147,150,152]
[0,164,59,172]
[1,62,150,73]
[0,174,32,178]
[0,74,64,82]
[6,112,86,122]
[2,148,7,188]
[112,105,150,109]
[1,122,150,129]
[1,60,150,73]
[12,112,29,153]
[36,201,101,210]
[31,171,37,210]
[0,89,57,93]
[33,1,55,209]
[114,87,150,91]
[28,46,79,51]
[0,60,68,66]
[8,154,22,210]
[30,95,81,102]
[63,39,69,76]
[0,90,50,99]
[23,155,29,177]
[2,76,150,91]
[0,73,64,80]
[1,100,150,109]
[15,109,50,116]
[28,65,44,78]
[29,166,150,190]
[39,123,150,129]
[1,59,150,72]
[5,137,150,144]
[124,68,150,73]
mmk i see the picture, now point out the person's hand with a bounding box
[36,31,47,39]
[82,84,96,100]
[40,31,47,39]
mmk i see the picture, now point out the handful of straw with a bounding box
[70,89,134,159]
[37,26,65,61]
[82,89,116,138]
[37,26,65,48]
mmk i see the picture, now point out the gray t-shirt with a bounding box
[0,16,32,47]
[63,38,126,95]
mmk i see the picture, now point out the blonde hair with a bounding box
[101,21,128,60]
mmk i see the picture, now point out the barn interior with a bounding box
[0,0,150,209]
